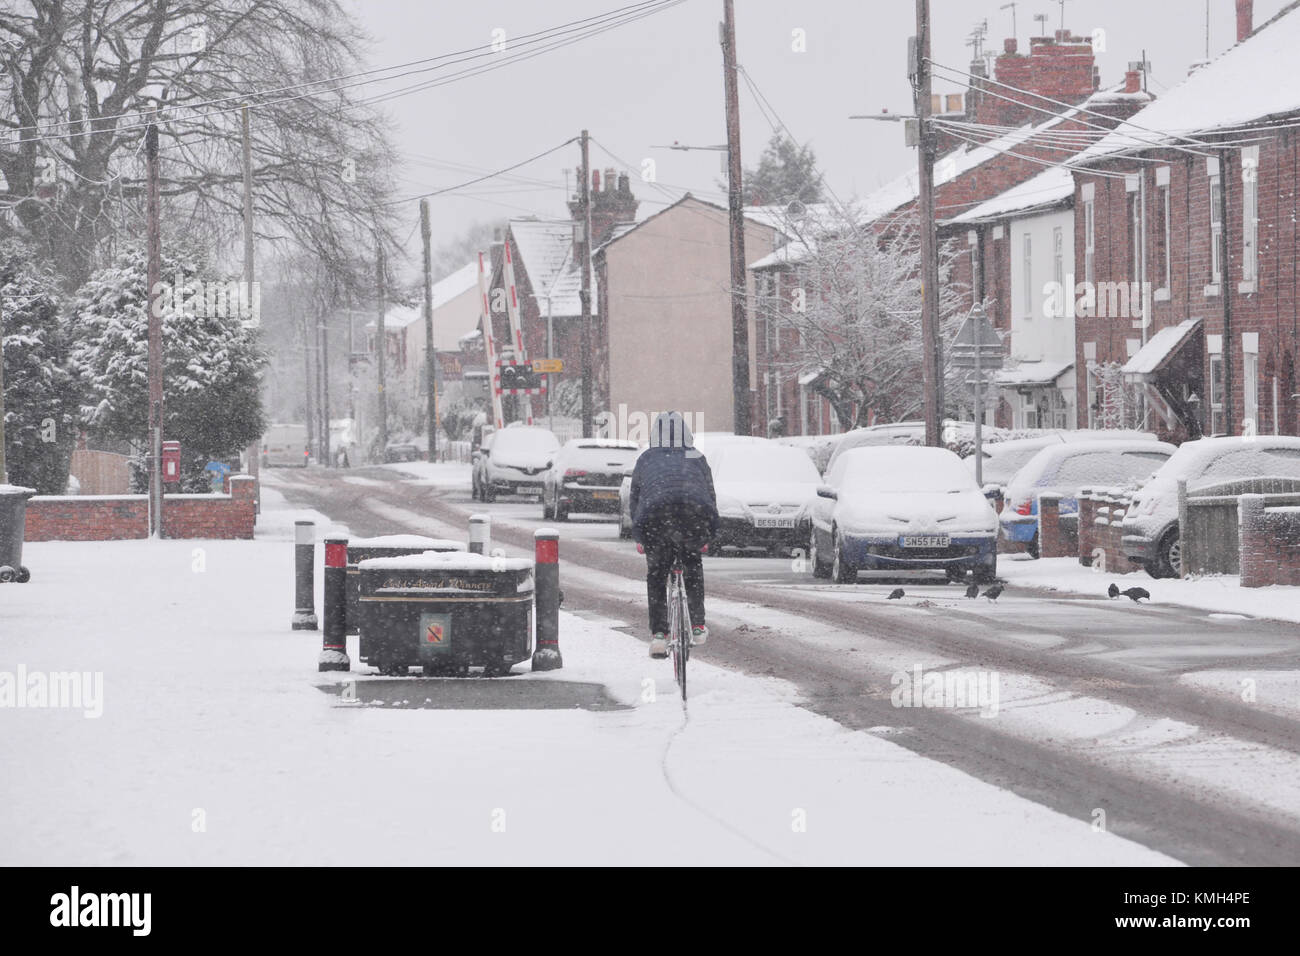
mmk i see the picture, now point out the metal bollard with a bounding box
[532,529,562,671]
[291,520,318,630]
[468,513,490,554]
[318,535,351,672]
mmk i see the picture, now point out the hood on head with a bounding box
[649,411,693,449]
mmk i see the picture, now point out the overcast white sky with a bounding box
[343,0,1293,280]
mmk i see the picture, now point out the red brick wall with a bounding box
[1038,493,1075,558]
[24,476,257,541]
[1239,495,1300,586]
[1077,488,1137,573]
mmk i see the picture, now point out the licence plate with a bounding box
[754,516,796,529]
[901,534,949,548]
[518,484,542,494]
[591,491,619,500]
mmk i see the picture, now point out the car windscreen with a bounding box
[713,444,821,484]
[839,451,975,494]
[565,446,639,470]
[1040,449,1172,489]
[493,429,559,457]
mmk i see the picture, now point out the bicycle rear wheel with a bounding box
[667,573,688,700]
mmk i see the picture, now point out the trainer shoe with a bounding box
[649,634,668,658]
[690,624,708,646]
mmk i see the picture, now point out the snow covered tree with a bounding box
[755,215,968,430]
[734,133,824,207]
[0,240,83,493]
[72,246,267,491]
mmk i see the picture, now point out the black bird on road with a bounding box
[983,584,1004,602]
[887,588,905,600]
[965,582,980,598]
[1121,586,1150,603]
[1108,582,1121,599]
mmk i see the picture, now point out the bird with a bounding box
[1108,583,1120,599]
[965,582,980,599]
[1121,586,1150,603]
[983,584,1004,602]
[887,588,905,600]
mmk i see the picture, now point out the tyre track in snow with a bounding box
[272,469,1300,864]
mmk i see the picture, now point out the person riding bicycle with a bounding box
[629,411,719,659]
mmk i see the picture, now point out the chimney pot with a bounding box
[1004,37,1017,54]
[604,167,616,191]
[1055,29,1069,43]
[592,169,601,192]
[1236,0,1253,43]
[1124,70,1141,94]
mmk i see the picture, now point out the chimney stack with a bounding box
[1124,69,1141,94]
[1004,38,1017,54]
[1237,0,1253,43]
[592,168,601,192]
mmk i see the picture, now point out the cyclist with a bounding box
[629,411,719,658]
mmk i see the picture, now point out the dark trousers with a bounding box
[641,506,709,634]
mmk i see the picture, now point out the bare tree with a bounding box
[755,213,969,429]
[0,0,399,291]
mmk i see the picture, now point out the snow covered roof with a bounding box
[948,166,1075,225]
[458,328,482,343]
[431,261,481,309]
[366,304,421,331]
[995,359,1074,388]
[508,218,595,318]
[1121,318,1201,378]
[1073,4,1300,163]
[752,240,816,271]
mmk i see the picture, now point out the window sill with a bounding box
[1154,288,1171,302]
[1203,284,1220,297]
[1238,280,1257,294]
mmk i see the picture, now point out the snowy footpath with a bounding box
[0,487,1174,865]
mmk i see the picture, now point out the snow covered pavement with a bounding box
[0,486,1174,865]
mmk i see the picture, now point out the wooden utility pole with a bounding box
[0,297,7,483]
[915,0,943,447]
[421,198,438,461]
[579,129,594,438]
[320,312,331,467]
[241,105,261,502]
[375,240,388,454]
[303,310,315,457]
[146,123,164,536]
[721,0,751,435]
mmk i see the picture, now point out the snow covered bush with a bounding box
[0,240,83,494]
[72,246,267,492]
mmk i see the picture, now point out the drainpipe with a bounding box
[1219,148,1235,436]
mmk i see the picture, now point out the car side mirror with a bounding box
[816,485,837,500]
[546,460,554,469]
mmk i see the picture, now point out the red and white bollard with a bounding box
[468,513,490,554]
[318,535,350,672]
[531,529,562,671]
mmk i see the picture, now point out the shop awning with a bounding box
[1122,318,1202,381]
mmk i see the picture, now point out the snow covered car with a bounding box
[809,445,999,584]
[478,425,559,501]
[1122,436,1300,578]
[542,438,640,521]
[1000,439,1175,556]
[966,430,1160,490]
[709,439,823,554]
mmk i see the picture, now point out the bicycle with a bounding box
[666,544,691,701]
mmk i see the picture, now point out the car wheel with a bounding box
[945,566,967,584]
[482,482,496,503]
[542,490,554,520]
[1150,530,1180,579]
[554,502,569,522]
[810,533,831,579]
[973,558,997,585]
[831,530,857,584]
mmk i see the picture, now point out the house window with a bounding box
[1241,146,1259,283]
[1209,174,1223,284]
[1084,199,1095,284]
[1243,351,1259,433]
[1156,180,1171,292]
[1022,233,1033,315]
[1129,191,1141,282]
[1053,226,1064,290]
[1208,353,1225,435]
[774,369,782,418]
[1086,365,1098,429]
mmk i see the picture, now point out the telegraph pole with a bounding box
[375,240,388,454]
[241,104,261,503]
[146,123,164,536]
[915,0,943,447]
[320,312,331,467]
[721,0,751,435]
[420,198,438,461]
[579,129,594,438]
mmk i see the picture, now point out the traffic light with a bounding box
[499,362,543,391]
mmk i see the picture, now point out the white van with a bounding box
[262,424,309,467]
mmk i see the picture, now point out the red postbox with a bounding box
[162,441,182,485]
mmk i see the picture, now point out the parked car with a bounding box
[383,441,420,463]
[470,431,495,500]
[810,445,1000,584]
[617,433,764,538]
[478,425,560,501]
[708,439,823,554]
[542,438,640,521]
[965,429,1160,490]
[1000,440,1176,557]
[1122,435,1300,578]
[262,423,309,467]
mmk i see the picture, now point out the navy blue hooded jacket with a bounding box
[629,412,719,545]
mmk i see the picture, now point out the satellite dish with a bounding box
[786,200,807,219]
